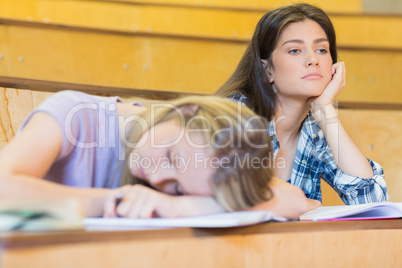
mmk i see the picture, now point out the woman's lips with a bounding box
[302,72,323,80]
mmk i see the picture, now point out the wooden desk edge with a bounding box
[1,219,401,249]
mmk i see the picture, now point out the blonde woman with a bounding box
[0,90,317,219]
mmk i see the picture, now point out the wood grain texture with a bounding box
[0,20,401,102]
[1,6,401,49]
[1,0,399,46]
[355,110,402,202]
[1,221,402,268]
[0,0,364,23]
[0,76,196,99]
[0,87,32,148]
[0,25,10,76]
[63,0,363,13]
[2,235,244,268]
[337,50,402,104]
[244,229,402,268]
[322,109,402,204]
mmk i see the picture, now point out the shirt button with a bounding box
[312,134,316,138]
[302,160,306,164]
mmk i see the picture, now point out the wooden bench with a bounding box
[0,0,401,102]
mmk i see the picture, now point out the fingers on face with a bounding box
[332,62,345,84]
[333,62,345,74]
[335,62,346,87]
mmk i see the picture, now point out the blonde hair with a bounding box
[120,95,273,211]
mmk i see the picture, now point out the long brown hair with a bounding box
[120,96,274,211]
[216,3,338,121]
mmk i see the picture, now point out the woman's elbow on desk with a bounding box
[0,172,17,199]
[250,177,321,219]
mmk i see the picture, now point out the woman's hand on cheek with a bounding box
[103,185,176,218]
[310,62,346,108]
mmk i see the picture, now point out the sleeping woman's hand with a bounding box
[103,184,224,219]
[103,184,177,218]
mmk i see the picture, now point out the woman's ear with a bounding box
[261,59,274,84]
[179,104,199,116]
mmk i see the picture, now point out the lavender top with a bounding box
[19,90,138,189]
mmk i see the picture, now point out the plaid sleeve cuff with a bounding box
[333,159,389,205]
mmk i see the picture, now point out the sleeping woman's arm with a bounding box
[250,177,321,219]
[0,112,109,217]
[102,176,319,219]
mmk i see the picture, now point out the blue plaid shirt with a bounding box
[232,93,389,205]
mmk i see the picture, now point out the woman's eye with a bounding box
[288,49,300,55]
[175,183,183,195]
[166,149,172,163]
[317,49,328,54]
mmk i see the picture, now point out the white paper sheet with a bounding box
[83,211,287,231]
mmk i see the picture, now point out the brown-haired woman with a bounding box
[216,3,388,205]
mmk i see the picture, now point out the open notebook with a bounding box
[83,211,287,231]
[84,202,402,230]
[299,202,402,221]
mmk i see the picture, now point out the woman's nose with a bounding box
[146,166,175,186]
[306,52,319,67]
[146,173,164,186]
[146,173,178,195]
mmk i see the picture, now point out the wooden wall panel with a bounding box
[1,25,246,93]
[0,26,10,76]
[337,49,402,104]
[321,179,344,206]
[0,1,401,102]
[31,90,52,107]
[69,32,137,88]
[37,1,261,39]
[355,110,402,202]
[6,26,77,83]
[0,0,37,19]
[2,23,401,101]
[0,0,364,20]
[4,26,137,88]
[129,37,244,93]
[333,16,402,49]
[322,109,402,204]
[116,0,363,13]
[1,1,399,48]
[0,88,33,148]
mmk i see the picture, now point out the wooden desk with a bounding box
[1,219,401,268]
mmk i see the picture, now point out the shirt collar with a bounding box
[268,110,320,141]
